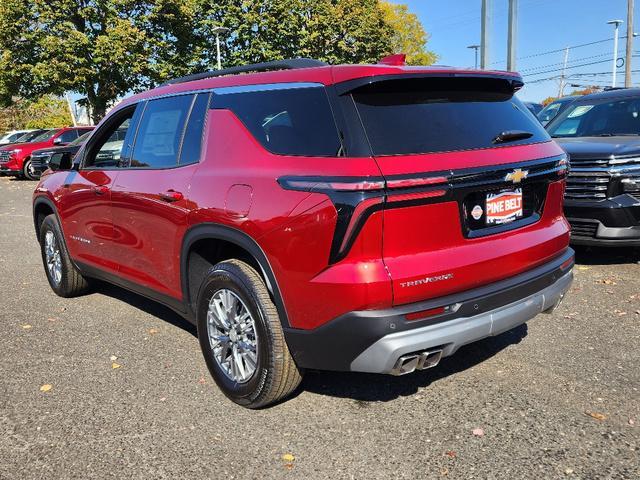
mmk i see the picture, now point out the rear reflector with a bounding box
[560,257,574,271]
[405,306,448,321]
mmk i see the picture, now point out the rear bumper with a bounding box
[565,195,640,246]
[284,248,574,373]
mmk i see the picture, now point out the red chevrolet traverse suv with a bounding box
[33,58,574,408]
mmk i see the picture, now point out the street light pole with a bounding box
[467,45,480,69]
[607,19,623,88]
[212,26,230,70]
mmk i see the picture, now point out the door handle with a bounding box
[159,190,184,202]
[91,185,109,195]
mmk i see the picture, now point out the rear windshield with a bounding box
[213,85,343,157]
[351,77,549,156]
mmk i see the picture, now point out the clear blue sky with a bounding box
[393,0,639,102]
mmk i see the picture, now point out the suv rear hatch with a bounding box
[349,74,570,305]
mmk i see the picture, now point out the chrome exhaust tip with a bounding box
[391,354,420,375]
[543,293,565,314]
[417,349,443,370]
[391,349,443,375]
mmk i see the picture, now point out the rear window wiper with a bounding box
[492,130,534,144]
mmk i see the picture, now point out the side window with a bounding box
[179,93,210,165]
[213,86,343,157]
[130,95,193,168]
[57,130,78,143]
[83,107,137,169]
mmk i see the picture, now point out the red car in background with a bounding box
[0,126,93,179]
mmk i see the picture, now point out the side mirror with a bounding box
[53,137,63,145]
[48,152,74,171]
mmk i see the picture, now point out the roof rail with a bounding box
[160,58,328,86]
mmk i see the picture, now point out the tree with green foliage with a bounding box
[0,96,72,131]
[0,0,433,123]
[0,0,202,122]
[380,1,437,65]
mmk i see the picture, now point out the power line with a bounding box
[490,37,617,66]
[519,52,612,73]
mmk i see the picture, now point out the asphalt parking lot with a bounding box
[0,176,638,480]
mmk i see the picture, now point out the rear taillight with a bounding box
[278,175,449,193]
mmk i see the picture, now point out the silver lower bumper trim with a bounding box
[350,270,573,374]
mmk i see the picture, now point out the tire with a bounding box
[196,259,302,408]
[39,214,91,297]
[23,157,38,181]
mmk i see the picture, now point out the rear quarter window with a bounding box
[351,77,550,156]
[213,85,343,157]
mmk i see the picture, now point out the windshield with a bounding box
[15,130,47,143]
[547,96,640,137]
[537,102,563,125]
[29,129,60,143]
[70,131,91,146]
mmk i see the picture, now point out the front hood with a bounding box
[0,140,49,152]
[554,136,640,159]
[32,144,80,156]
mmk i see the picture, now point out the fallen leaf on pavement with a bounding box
[22,324,32,330]
[577,266,590,271]
[598,279,617,285]
[472,428,484,437]
[585,411,607,421]
[564,468,574,475]
[198,377,207,385]
[40,384,52,392]
[148,328,159,335]
[282,453,295,462]
[110,355,118,361]
[111,362,121,369]
[629,418,635,426]
[445,450,457,458]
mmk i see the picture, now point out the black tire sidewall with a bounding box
[23,158,35,180]
[40,216,69,295]
[196,266,271,406]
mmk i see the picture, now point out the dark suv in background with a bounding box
[548,88,640,246]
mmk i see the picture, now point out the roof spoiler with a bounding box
[334,72,524,96]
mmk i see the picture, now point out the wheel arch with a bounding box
[32,195,57,242]
[181,223,290,328]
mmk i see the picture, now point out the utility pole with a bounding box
[507,0,518,71]
[607,19,623,87]
[558,47,570,98]
[625,0,634,87]
[480,0,492,69]
[468,45,480,69]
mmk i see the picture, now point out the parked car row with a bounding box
[0,126,94,179]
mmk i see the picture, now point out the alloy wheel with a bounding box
[207,289,258,383]
[44,230,62,286]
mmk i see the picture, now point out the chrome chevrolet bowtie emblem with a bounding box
[505,168,528,184]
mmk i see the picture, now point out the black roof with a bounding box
[572,87,640,102]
